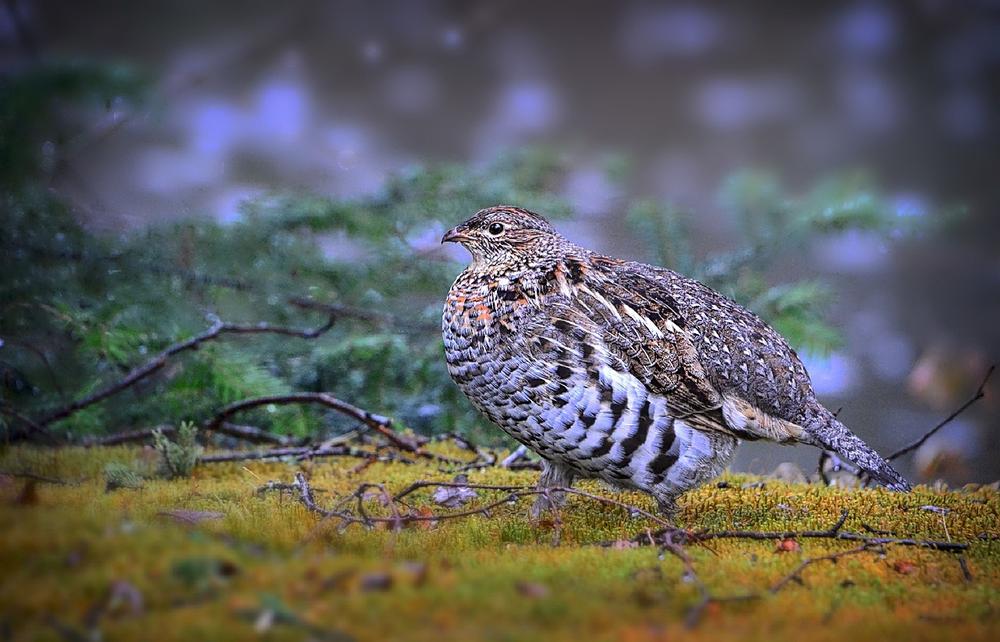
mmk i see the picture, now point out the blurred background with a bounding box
[1,0,998,482]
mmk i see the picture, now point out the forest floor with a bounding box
[0,442,998,642]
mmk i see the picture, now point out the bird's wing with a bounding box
[527,256,809,443]
[526,258,729,434]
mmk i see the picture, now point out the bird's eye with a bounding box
[488,222,505,236]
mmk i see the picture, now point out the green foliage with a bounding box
[0,60,939,445]
[153,422,202,479]
[626,169,927,353]
[103,461,145,491]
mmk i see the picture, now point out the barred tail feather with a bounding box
[806,410,911,491]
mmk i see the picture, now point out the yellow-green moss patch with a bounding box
[1,445,997,642]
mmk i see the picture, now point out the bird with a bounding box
[441,205,911,517]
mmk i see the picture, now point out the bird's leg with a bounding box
[530,460,575,519]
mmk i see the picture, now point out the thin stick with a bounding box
[207,392,419,452]
[201,445,412,465]
[257,475,975,628]
[34,315,337,431]
[888,365,994,461]
[688,511,967,552]
[0,403,54,441]
[84,421,294,447]
[769,545,873,593]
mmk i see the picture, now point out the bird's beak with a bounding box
[441,225,470,244]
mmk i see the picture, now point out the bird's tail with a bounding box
[804,407,911,491]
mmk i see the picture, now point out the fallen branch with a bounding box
[769,544,873,593]
[1,402,56,442]
[206,394,480,470]
[31,315,337,434]
[207,392,419,452]
[683,509,968,552]
[85,420,298,448]
[887,364,994,462]
[288,297,437,333]
[82,425,176,447]
[200,444,414,465]
[257,476,977,629]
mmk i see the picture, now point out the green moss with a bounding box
[0,445,997,641]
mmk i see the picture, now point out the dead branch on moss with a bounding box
[83,421,296,447]
[266,478,971,554]
[82,425,177,447]
[202,444,414,465]
[257,475,978,629]
[253,476,770,628]
[769,544,875,593]
[677,509,968,552]
[25,315,338,438]
[208,393,416,451]
[206,393,491,470]
[0,402,56,442]
[888,364,994,462]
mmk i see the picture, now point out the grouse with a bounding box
[441,206,910,516]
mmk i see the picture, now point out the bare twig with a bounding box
[212,423,296,445]
[2,339,67,401]
[685,510,967,552]
[81,425,175,447]
[1,403,55,441]
[201,444,413,465]
[206,394,479,470]
[30,315,336,434]
[769,544,873,593]
[888,365,994,462]
[206,392,419,452]
[85,421,293,448]
[255,475,976,629]
[292,473,329,516]
[288,297,438,333]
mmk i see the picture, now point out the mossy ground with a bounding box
[1,444,997,641]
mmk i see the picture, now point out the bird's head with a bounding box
[442,205,561,268]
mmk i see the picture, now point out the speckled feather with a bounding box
[442,206,910,513]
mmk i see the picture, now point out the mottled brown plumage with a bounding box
[442,206,910,515]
